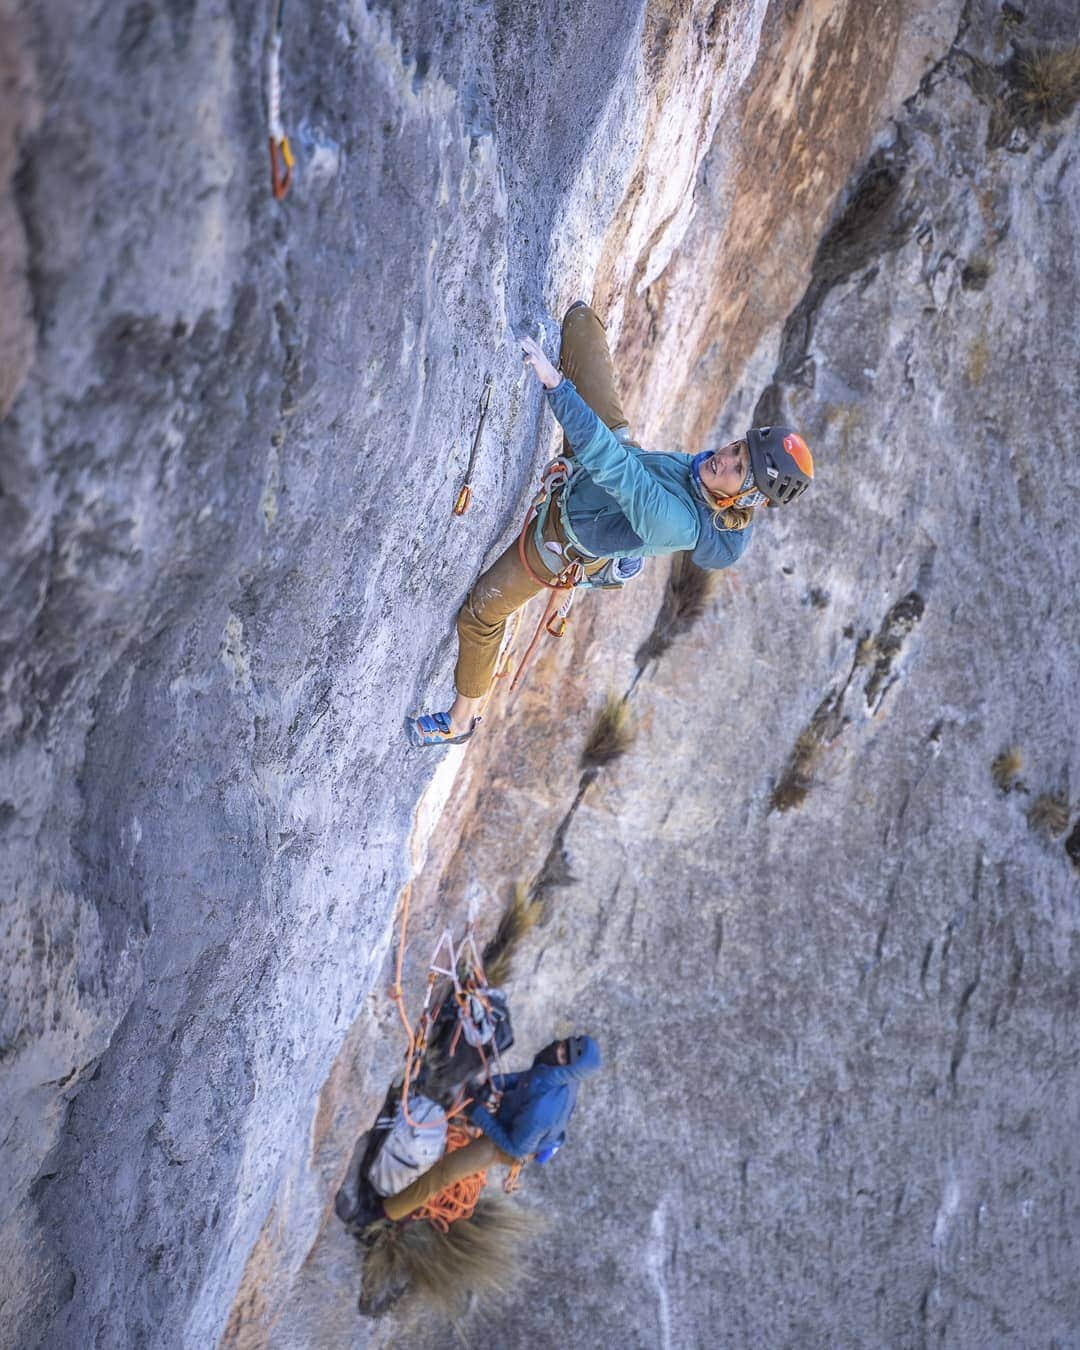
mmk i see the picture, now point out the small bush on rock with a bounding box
[1014,44,1080,125]
[482,883,543,988]
[1027,792,1069,837]
[991,746,1023,792]
[582,693,636,767]
[360,1197,539,1322]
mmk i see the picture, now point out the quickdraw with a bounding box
[267,0,294,200]
[387,887,506,1130]
[453,376,494,516]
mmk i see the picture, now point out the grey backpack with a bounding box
[367,1094,448,1198]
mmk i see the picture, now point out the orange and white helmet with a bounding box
[746,426,814,505]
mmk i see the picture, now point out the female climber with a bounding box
[407,301,814,746]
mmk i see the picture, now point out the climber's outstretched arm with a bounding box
[520,334,696,550]
[547,379,697,551]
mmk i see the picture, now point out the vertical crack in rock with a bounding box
[753,142,920,425]
[771,588,927,812]
[634,554,716,679]
[948,973,981,1089]
[769,628,864,813]
[862,591,926,711]
[529,771,595,915]
[1065,818,1080,871]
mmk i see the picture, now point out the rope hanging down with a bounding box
[387,886,506,1129]
[387,886,523,1226]
[267,0,294,199]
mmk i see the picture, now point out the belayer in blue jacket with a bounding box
[407,302,815,747]
[380,1035,602,1222]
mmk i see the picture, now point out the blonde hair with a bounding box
[710,502,755,531]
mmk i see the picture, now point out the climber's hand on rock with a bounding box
[521,335,562,390]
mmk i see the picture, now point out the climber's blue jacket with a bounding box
[466,1036,602,1160]
[545,378,752,570]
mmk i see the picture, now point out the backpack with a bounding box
[366,1094,447,1198]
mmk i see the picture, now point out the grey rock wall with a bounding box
[0,0,594,1340]
[3,0,1076,1346]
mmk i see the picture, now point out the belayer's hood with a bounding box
[538,1036,602,1084]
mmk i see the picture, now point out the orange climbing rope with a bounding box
[386,886,525,1226]
[413,1124,488,1232]
[387,884,462,1129]
[386,885,505,1129]
[412,1125,526,1230]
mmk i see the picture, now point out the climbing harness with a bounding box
[267,0,294,200]
[453,376,494,516]
[515,459,581,590]
[503,459,587,694]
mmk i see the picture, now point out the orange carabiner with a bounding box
[269,135,294,200]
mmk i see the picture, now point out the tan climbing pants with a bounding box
[382,1135,515,1222]
[555,300,631,449]
[454,303,632,699]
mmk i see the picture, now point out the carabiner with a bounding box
[269,135,294,200]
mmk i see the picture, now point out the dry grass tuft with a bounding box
[636,555,716,668]
[360,1196,539,1321]
[482,883,543,988]
[1027,792,1069,837]
[965,333,990,385]
[770,724,823,812]
[854,635,876,667]
[991,746,1023,792]
[581,692,636,767]
[1014,45,1080,124]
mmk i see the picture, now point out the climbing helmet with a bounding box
[565,1036,589,1065]
[746,425,814,505]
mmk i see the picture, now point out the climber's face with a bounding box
[534,1039,569,1068]
[698,440,751,498]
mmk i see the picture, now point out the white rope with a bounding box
[267,33,284,140]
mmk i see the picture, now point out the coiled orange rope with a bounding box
[413,1124,488,1232]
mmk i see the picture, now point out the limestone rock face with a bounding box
[2,0,1077,1346]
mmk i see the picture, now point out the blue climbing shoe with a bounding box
[406,711,481,747]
